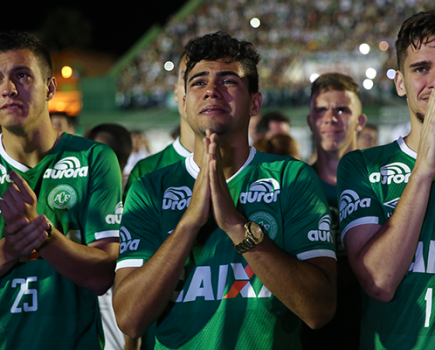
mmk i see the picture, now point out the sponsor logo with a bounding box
[339,189,371,221]
[239,178,281,204]
[119,226,140,254]
[0,165,12,184]
[43,157,88,179]
[249,211,278,240]
[162,186,192,211]
[47,185,78,210]
[383,197,400,209]
[175,263,271,303]
[106,202,123,224]
[369,162,411,185]
[308,215,333,243]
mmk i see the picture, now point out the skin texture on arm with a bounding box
[344,89,435,302]
[0,171,119,295]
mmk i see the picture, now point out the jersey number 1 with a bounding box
[10,276,38,313]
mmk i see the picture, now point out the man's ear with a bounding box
[394,70,406,97]
[250,92,263,116]
[306,114,313,131]
[356,113,367,132]
[46,77,57,101]
[174,83,179,103]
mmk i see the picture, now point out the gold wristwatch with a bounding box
[233,221,265,253]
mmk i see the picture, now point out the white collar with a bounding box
[185,146,256,183]
[173,137,192,157]
[0,134,31,172]
[397,136,417,159]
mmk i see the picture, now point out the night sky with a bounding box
[0,0,187,57]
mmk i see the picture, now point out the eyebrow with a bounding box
[188,71,241,83]
[409,60,432,68]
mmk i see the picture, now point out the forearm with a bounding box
[350,170,432,301]
[0,238,19,277]
[113,220,198,338]
[37,229,119,295]
[244,238,336,329]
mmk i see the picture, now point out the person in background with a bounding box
[338,10,435,349]
[50,112,76,134]
[86,124,139,350]
[254,133,301,159]
[255,110,291,140]
[357,123,379,149]
[303,72,367,350]
[0,31,121,350]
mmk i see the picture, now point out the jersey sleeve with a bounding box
[337,150,385,244]
[83,144,123,244]
[116,175,163,271]
[282,162,336,260]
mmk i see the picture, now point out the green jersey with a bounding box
[338,137,435,349]
[118,148,336,350]
[124,137,191,198]
[0,133,122,350]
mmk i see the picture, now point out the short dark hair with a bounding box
[310,73,360,102]
[395,10,435,72]
[0,31,52,79]
[184,32,261,93]
[85,124,132,172]
[256,111,290,135]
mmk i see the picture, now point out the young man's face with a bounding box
[308,89,365,153]
[0,49,55,132]
[183,58,261,138]
[395,36,435,123]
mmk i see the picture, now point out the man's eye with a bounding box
[415,67,428,73]
[191,81,204,86]
[223,79,236,84]
[18,73,28,79]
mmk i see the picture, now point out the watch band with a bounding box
[233,221,264,253]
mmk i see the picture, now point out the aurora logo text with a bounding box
[162,186,192,211]
[339,189,371,221]
[369,162,411,185]
[308,215,333,243]
[239,178,281,204]
[106,202,123,224]
[0,165,12,184]
[175,263,271,303]
[43,157,88,179]
[119,226,140,254]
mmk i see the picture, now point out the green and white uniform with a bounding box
[338,137,435,349]
[117,148,336,350]
[124,137,191,198]
[0,133,122,350]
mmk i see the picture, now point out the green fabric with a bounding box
[118,149,335,349]
[0,133,122,350]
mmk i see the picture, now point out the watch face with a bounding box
[250,223,264,241]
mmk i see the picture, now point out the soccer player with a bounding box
[302,73,367,349]
[337,10,435,349]
[123,52,193,197]
[113,31,336,349]
[0,31,121,349]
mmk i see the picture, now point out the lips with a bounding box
[199,105,229,114]
[1,102,22,110]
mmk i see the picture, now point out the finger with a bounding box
[424,89,435,123]
[5,216,48,252]
[9,171,36,205]
[5,184,30,214]
[1,191,21,220]
[3,217,29,236]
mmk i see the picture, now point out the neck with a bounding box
[2,123,61,168]
[314,144,355,185]
[403,113,422,153]
[179,118,195,153]
[193,134,250,180]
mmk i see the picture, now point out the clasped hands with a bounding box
[0,171,50,260]
[183,130,246,240]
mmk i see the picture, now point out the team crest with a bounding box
[249,211,278,239]
[48,185,78,210]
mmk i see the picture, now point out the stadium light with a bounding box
[61,66,73,79]
[359,43,370,55]
[366,68,377,79]
[250,18,261,28]
[310,73,320,83]
[379,41,389,51]
[386,69,396,80]
[363,79,374,90]
[164,61,175,72]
